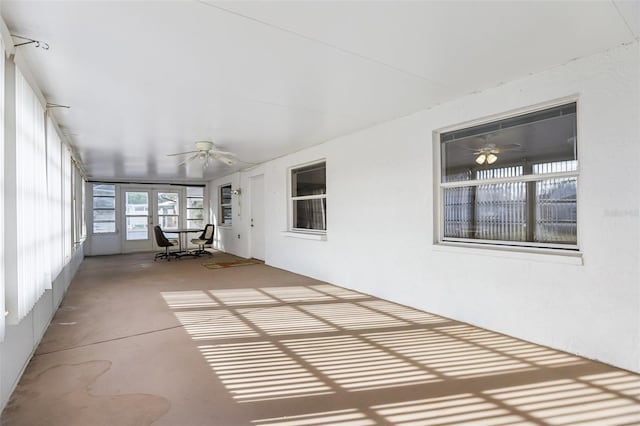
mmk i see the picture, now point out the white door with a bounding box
[122,189,153,252]
[122,188,182,253]
[250,175,265,261]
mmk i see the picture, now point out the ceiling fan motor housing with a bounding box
[195,141,214,151]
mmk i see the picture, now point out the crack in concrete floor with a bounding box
[2,360,170,426]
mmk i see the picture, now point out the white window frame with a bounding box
[186,186,205,229]
[218,183,232,227]
[92,183,117,234]
[288,160,327,234]
[434,98,580,253]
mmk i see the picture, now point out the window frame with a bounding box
[92,183,117,234]
[288,160,327,234]
[186,186,205,229]
[218,183,233,227]
[434,98,580,253]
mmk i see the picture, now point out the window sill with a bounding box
[282,231,327,241]
[433,242,583,265]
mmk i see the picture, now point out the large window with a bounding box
[186,186,205,229]
[438,102,577,249]
[290,161,326,232]
[93,184,116,233]
[219,184,232,226]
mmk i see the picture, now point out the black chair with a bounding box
[154,225,178,261]
[190,224,214,256]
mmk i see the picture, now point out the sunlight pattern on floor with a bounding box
[282,335,439,391]
[580,371,640,400]
[373,394,532,426]
[310,284,369,300]
[261,286,335,303]
[174,310,258,340]
[252,408,376,426]
[301,303,409,330]
[160,290,219,309]
[239,306,337,335]
[199,342,333,402]
[364,329,532,378]
[485,379,640,425]
[359,300,449,325]
[437,325,584,367]
[209,289,278,306]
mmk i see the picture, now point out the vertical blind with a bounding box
[0,37,5,340]
[62,144,73,261]
[1,60,81,335]
[12,68,52,321]
[47,118,64,277]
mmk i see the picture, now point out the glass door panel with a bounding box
[125,191,149,240]
[158,192,179,230]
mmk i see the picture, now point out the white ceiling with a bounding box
[1,1,637,182]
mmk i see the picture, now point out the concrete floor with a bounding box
[2,252,639,425]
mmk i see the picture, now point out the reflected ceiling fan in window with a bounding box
[466,135,521,165]
[167,141,237,168]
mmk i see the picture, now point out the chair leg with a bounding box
[154,245,176,261]
[194,243,212,256]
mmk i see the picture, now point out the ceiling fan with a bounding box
[167,141,236,168]
[466,135,521,165]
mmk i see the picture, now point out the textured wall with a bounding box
[211,44,640,372]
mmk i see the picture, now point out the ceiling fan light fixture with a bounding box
[486,153,498,164]
[475,154,487,165]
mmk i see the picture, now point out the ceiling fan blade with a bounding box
[177,153,200,166]
[500,143,522,149]
[167,150,198,156]
[211,152,236,165]
[220,157,236,166]
[209,150,236,157]
[462,146,481,151]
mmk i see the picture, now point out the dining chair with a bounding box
[191,224,214,256]
[153,225,179,261]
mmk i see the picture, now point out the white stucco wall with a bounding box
[211,43,640,373]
